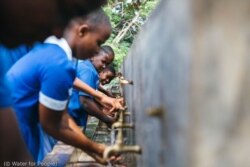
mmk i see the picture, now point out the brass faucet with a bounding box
[103,109,141,160]
[124,112,131,116]
[102,74,141,160]
[104,121,141,159]
[112,122,133,129]
[117,72,134,85]
[103,143,141,160]
[112,110,133,129]
[120,78,133,85]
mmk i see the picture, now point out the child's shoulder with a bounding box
[78,60,95,70]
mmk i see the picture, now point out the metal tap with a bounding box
[120,78,133,85]
[112,110,133,129]
[102,75,141,160]
[104,121,141,159]
[117,72,134,85]
[103,109,141,160]
[124,112,131,116]
[112,122,134,129]
[103,144,141,160]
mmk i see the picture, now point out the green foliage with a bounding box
[103,0,159,71]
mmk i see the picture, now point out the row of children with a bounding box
[0,1,124,165]
[68,45,117,129]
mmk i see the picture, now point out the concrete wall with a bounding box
[122,0,250,166]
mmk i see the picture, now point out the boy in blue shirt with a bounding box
[7,9,116,164]
[0,0,107,163]
[0,0,107,48]
[69,46,117,129]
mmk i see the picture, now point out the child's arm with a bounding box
[98,84,115,98]
[73,78,124,112]
[80,96,117,124]
[39,103,109,164]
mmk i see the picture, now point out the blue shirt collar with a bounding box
[44,36,72,61]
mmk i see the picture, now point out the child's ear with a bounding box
[78,25,89,37]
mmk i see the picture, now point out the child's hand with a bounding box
[109,155,127,167]
[100,96,125,113]
[86,146,125,166]
[115,97,124,107]
[102,107,117,117]
[84,144,108,165]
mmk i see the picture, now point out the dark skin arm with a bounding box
[0,108,33,163]
[80,96,117,125]
[98,84,115,98]
[39,103,107,163]
[73,78,124,112]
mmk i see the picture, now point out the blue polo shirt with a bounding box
[7,37,76,162]
[68,60,99,128]
[0,44,32,107]
[0,74,12,108]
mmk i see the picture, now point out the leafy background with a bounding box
[103,0,159,71]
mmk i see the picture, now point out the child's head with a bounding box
[65,8,112,59]
[0,0,107,48]
[99,65,116,85]
[90,46,115,72]
[102,45,115,64]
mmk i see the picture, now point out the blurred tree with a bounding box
[103,0,159,70]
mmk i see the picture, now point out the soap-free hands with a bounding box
[88,144,126,167]
[98,93,125,113]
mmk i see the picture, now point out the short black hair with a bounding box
[76,8,111,30]
[105,64,116,75]
[67,8,111,31]
[58,0,108,25]
[101,45,115,57]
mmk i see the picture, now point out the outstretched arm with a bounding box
[39,103,105,161]
[98,84,115,98]
[73,78,124,112]
[80,96,117,124]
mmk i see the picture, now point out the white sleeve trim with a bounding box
[39,92,68,111]
[68,88,73,96]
